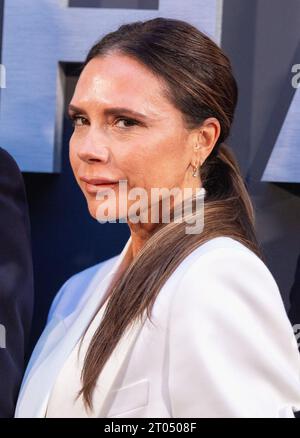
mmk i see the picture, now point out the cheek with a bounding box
[134,134,186,187]
[112,143,147,188]
[69,138,79,175]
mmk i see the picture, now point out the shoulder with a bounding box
[0,148,26,202]
[47,254,119,322]
[173,236,284,313]
[0,147,21,176]
[176,236,278,293]
[169,236,295,347]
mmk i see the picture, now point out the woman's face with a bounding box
[69,53,199,224]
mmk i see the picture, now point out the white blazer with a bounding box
[15,236,300,418]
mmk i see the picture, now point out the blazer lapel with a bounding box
[16,236,136,418]
[91,310,146,417]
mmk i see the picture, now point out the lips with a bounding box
[80,176,118,185]
[80,176,119,194]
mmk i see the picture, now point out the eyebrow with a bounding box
[68,104,155,121]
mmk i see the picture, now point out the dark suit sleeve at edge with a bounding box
[0,148,34,418]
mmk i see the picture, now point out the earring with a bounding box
[192,160,203,177]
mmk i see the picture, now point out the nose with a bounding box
[77,139,110,165]
[77,148,110,164]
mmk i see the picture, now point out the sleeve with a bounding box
[167,247,300,418]
[0,148,34,418]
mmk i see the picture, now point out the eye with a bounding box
[114,117,139,129]
[69,115,89,127]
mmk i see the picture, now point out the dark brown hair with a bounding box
[76,17,264,410]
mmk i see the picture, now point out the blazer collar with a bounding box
[15,235,145,418]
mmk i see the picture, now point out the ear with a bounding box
[196,117,221,164]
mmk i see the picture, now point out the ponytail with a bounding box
[202,143,264,261]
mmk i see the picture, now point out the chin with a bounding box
[87,200,127,224]
[86,203,98,221]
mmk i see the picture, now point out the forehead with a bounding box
[72,53,172,116]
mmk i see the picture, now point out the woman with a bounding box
[15,17,300,418]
